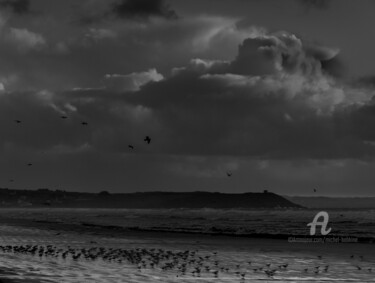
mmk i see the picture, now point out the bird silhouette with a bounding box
[61,116,68,119]
[14,120,21,124]
[313,189,317,193]
[227,172,232,177]
[9,179,14,182]
[27,163,33,166]
[128,145,134,150]
[144,136,151,144]
[81,121,88,126]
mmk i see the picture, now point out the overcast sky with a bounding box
[1,0,375,196]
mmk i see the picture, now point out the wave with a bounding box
[123,226,375,243]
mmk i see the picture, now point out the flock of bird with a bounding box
[8,115,343,196]
[9,116,158,183]
[0,244,372,280]
[10,115,236,180]
[14,116,152,150]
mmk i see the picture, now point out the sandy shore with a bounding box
[0,212,373,282]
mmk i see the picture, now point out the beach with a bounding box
[0,209,373,282]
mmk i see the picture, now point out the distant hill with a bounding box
[285,196,375,209]
[0,188,302,209]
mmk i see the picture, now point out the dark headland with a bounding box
[0,188,302,209]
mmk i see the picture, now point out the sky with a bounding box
[1,0,375,196]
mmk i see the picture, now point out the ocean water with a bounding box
[0,208,373,282]
[1,208,375,240]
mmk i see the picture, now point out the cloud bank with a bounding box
[2,27,375,162]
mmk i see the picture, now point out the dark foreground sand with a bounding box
[0,212,373,282]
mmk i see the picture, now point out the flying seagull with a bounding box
[128,145,134,150]
[81,121,88,126]
[27,163,33,166]
[61,116,68,119]
[227,172,232,177]
[144,136,151,144]
[14,120,21,124]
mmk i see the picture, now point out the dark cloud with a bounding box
[0,11,373,164]
[2,29,374,162]
[0,14,237,91]
[0,0,29,14]
[296,0,332,10]
[3,77,371,161]
[354,76,375,88]
[304,43,344,78]
[112,0,178,20]
[116,32,374,160]
[227,31,340,77]
[320,55,346,78]
[126,71,369,160]
[75,0,178,25]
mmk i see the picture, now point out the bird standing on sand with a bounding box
[144,136,151,144]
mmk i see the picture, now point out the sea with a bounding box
[2,208,373,240]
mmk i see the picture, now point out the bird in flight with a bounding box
[14,120,21,124]
[61,116,68,119]
[9,179,14,182]
[27,163,33,166]
[227,172,232,177]
[313,189,317,193]
[81,121,88,126]
[128,145,134,150]
[144,136,151,144]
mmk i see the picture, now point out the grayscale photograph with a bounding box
[0,0,374,282]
